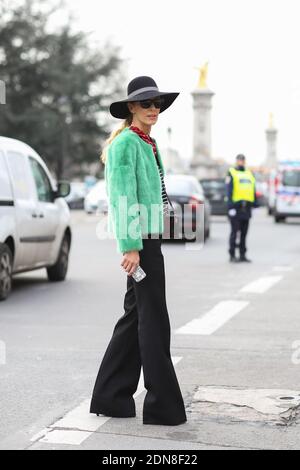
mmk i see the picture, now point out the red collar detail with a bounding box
[129,125,157,155]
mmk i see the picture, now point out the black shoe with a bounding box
[240,255,252,263]
[230,256,239,263]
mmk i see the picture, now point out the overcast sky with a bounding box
[66,0,300,165]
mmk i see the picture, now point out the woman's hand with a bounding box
[121,250,140,276]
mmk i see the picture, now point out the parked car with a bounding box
[201,175,266,215]
[200,178,228,216]
[84,175,98,191]
[163,174,211,242]
[65,181,87,209]
[84,179,108,214]
[0,136,72,301]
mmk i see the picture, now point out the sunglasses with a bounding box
[138,98,164,109]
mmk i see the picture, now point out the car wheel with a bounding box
[0,244,13,301]
[275,215,286,223]
[204,227,210,241]
[184,229,204,243]
[47,234,70,281]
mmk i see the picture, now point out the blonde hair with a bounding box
[100,114,133,164]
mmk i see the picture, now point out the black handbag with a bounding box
[163,192,180,239]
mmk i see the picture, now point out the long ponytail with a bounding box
[100,114,133,164]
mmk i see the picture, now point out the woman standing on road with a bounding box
[90,76,187,426]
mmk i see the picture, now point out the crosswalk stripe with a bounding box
[175,301,249,335]
[240,276,283,294]
[272,266,294,273]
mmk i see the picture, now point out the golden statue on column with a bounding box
[197,62,209,89]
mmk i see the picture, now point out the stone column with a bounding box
[265,113,278,169]
[192,88,214,160]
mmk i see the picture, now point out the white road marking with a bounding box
[31,356,183,446]
[49,399,109,432]
[30,428,51,442]
[41,429,92,446]
[175,301,249,336]
[240,276,283,294]
[272,266,294,273]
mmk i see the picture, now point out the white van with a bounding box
[268,161,300,223]
[0,136,72,301]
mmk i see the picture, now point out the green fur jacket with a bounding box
[105,127,165,254]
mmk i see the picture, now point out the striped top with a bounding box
[156,158,171,215]
[129,125,173,216]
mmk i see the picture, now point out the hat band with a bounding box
[127,86,159,99]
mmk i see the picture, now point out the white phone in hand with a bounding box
[131,265,146,282]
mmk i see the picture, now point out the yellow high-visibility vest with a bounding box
[229,167,256,203]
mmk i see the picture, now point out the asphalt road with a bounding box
[0,208,300,450]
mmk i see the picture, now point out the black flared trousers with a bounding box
[90,237,187,425]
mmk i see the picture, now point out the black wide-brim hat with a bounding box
[109,76,179,119]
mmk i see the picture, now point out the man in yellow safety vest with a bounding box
[226,154,257,263]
